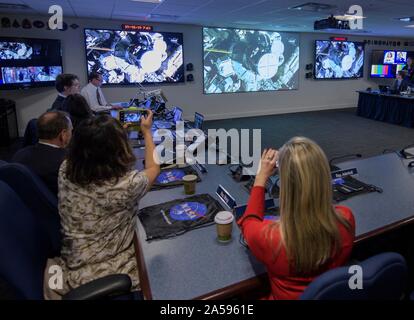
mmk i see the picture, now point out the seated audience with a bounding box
[64,94,93,129]
[81,71,116,113]
[12,111,73,196]
[50,74,80,112]
[392,70,409,93]
[238,137,355,300]
[48,111,160,297]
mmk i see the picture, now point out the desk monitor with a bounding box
[378,85,390,93]
[371,65,394,78]
[173,107,183,122]
[194,112,204,130]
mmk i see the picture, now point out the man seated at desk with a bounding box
[81,71,121,113]
[391,70,409,94]
[403,56,414,85]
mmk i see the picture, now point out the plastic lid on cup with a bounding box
[214,211,234,225]
[182,174,197,182]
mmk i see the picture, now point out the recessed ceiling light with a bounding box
[406,24,414,28]
[396,16,414,22]
[0,2,31,10]
[290,2,337,12]
[132,0,163,3]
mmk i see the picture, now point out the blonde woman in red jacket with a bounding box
[238,137,355,300]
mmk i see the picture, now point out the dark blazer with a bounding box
[11,143,66,196]
[50,95,67,112]
[392,78,409,93]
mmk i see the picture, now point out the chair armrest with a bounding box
[62,274,132,300]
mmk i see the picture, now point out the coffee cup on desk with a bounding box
[214,211,234,243]
[182,174,197,195]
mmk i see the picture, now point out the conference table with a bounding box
[133,149,414,300]
[357,90,414,127]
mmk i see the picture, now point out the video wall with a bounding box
[4,23,413,93]
[203,27,300,94]
[84,28,184,85]
[370,50,413,78]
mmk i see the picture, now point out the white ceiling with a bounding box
[1,0,414,37]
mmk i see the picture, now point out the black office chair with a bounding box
[300,252,408,300]
[0,181,134,300]
[0,163,61,256]
[22,118,38,147]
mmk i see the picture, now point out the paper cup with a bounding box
[214,211,234,243]
[182,174,197,195]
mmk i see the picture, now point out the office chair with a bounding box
[22,118,38,147]
[300,252,408,300]
[0,163,60,256]
[0,181,134,300]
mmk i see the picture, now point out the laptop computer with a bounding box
[173,107,183,123]
[194,112,204,130]
[154,106,183,130]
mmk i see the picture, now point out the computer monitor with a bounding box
[194,112,204,129]
[173,107,183,122]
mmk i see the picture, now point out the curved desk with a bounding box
[357,90,414,127]
[134,151,414,300]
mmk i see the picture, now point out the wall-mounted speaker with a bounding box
[1,17,10,28]
[186,63,194,72]
[186,74,194,82]
[305,72,313,79]
[306,63,313,70]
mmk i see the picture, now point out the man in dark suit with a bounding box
[391,70,409,93]
[12,111,73,195]
[403,56,414,85]
[50,73,80,112]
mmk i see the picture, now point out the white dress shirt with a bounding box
[81,82,112,113]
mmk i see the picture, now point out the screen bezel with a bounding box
[0,36,63,90]
[313,40,365,80]
[83,28,185,87]
[202,26,300,95]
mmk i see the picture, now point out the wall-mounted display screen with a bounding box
[370,50,413,78]
[203,27,299,94]
[314,40,364,79]
[0,37,62,90]
[84,28,184,85]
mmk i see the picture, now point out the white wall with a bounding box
[1,14,412,136]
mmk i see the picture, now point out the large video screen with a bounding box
[0,37,62,89]
[203,27,299,94]
[314,40,364,79]
[370,50,413,78]
[84,29,184,85]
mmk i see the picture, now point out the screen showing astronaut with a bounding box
[314,40,364,79]
[84,29,184,85]
[0,42,33,60]
[203,27,299,94]
[0,37,62,89]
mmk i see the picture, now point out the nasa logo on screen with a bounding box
[156,169,186,184]
[169,202,208,221]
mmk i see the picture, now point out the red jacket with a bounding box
[238,186,355,300]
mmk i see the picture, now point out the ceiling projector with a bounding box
[314,15,350,30]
